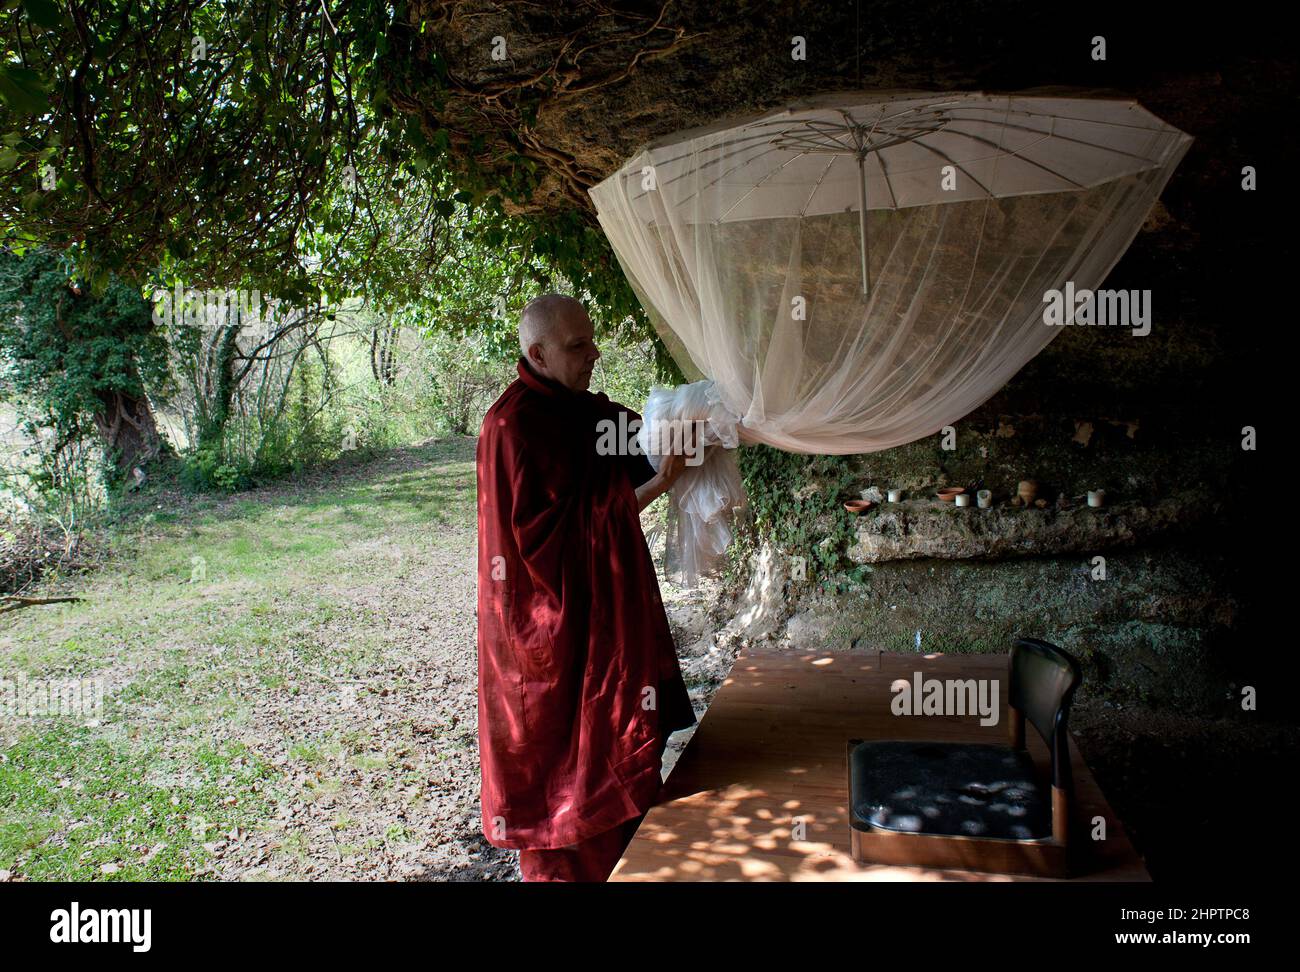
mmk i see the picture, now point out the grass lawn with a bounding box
[0,437,505,881]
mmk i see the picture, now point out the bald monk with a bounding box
[475,293,698,882]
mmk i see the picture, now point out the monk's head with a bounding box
[518,293,601,392]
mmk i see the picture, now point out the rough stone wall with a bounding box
[393,2,1292,220]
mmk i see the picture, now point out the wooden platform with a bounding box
[610,647,1150,881]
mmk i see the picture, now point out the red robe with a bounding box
[476,358,697,852]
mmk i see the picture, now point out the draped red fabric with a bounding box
[476,358,697,858]
[517,810,648,882]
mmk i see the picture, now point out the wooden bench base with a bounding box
[850,825,1069,878]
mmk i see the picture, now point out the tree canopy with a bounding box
[0,0,657,354]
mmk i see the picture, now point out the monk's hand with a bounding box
[636,450,689,512]
[657,420,701,489]
[657,451,689,488]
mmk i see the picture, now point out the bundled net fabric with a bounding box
[591,91,1192,583]
[637,381,746,586]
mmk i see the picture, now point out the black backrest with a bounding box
[1009,638,1082,791]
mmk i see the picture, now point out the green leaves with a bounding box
[0,64,50,115]
[734,446,862,582]
[0,246,172,467]
[0,0,657,370]
[22,0,63,30]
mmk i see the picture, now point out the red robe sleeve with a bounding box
[476,362,696,851]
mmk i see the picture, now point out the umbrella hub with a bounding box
[769,106,954,161]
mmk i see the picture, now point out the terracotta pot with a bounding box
[936,487,964,503]
[1017,479,1038,505]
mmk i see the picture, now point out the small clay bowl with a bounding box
[936,487,965,503]
[844,499,874,514]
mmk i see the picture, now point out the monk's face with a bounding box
[531,306,601,392]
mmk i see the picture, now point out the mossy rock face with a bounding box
[753,541,1239,714]
[848,490,1216,563]
[1058,620,1220,712]
[726,344,1248,718]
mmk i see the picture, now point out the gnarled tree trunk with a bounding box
[92,384,167,477]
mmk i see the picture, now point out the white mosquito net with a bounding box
[589,90,1192,582]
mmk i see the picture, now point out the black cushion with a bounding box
[850,741,1051,840]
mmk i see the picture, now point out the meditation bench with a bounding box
[848,638,1083,877]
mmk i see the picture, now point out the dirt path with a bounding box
[200,440,734,881]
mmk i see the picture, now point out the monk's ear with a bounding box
[527,343,546,369]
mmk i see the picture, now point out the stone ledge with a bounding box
[847,489,1216,563]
